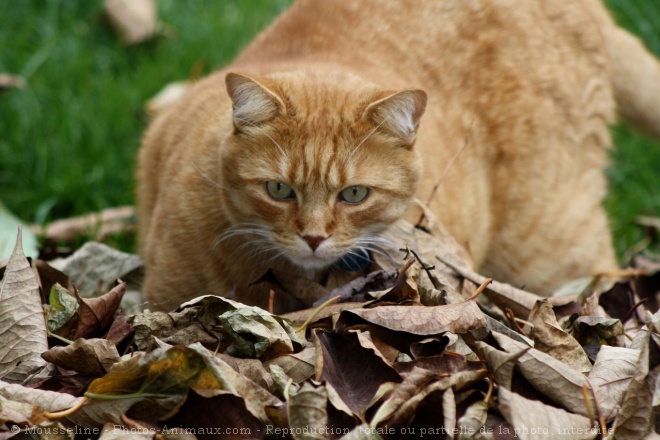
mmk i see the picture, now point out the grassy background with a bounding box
[1,0,659,258]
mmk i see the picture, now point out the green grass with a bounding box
[604,0,660,257]
[0,0,291,224]
[1,0,659,259]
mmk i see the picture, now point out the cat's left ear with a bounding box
[363,90,427,147]
[226,73,286,129]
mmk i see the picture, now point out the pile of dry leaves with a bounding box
[0,218,659,440]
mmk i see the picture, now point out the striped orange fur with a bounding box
[138,0,660,311]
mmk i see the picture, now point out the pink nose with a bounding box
[302,235,327,251]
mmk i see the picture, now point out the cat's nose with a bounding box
[301,235,327,251]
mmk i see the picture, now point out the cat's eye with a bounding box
[266,181,294,200]
[340,185,369,204]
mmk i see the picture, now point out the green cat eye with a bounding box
[340,185,369,203]
[266,181,294,199]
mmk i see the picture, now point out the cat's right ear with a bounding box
[363,89,427,148]
[225,73,285,130]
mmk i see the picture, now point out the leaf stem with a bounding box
[484,377,494,405]
[84,391,172,400]
[44,397,88,419]
[586,377,607,439]
[468,278,492,301]
[47,330,74,345]
[296,295,341,335]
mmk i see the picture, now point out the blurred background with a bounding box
[0,0,658,260]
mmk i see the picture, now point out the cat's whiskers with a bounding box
[234,117,291,164]
[213,222,295,269]
[262,249,289,266]
[353,235,399,261]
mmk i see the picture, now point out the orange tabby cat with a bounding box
[137,0,660,311]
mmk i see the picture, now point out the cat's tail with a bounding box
[606,25,660,139]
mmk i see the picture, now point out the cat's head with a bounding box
[217,71,426,270]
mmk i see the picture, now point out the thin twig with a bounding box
[44,397,88,419]
[506,309,527,335]
[408,250,435,282]
[468,278,492,301]
[581,385,595,421]
[47,330,74,345]
[296,295,342,335]
[586,377,607,439]
[622,298,648,323]
[30,206,135,242]
[484,376,494,405]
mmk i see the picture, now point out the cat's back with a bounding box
[234,0,613,91]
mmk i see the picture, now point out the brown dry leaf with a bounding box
[282,302,363,327]
[255,269,328,310]
[436,256,540,319]
[528,300,592,373]
[86,343,280,424]
[53,241,143,297]
[375,219,475,298]
[368,259,421,305]
[264,347,316,384]
[313,269,399,306]
[131,308,218,351]
[166,392,263,440]
[104,0,158,45]
[588,345,639,421]
[42,338,120,377]
[186,343,281,423]
[73,281,126,339]
[336,424,375,440]
[99,422,154,439]
[0,379,81,413]
[217,299,303,359]
[26,362,86,396]
[0,379,133,428]
[474,340,529,390]
[569,316,625,362]
[287,381,330,440]
[316,331,401,417]
[496,387,596,440]
[33,258,70,303]
[0,229,48,383]
[370,366,485,431]
[0,393,40,427]
[492,332,594,417]
[483,314,534,346]
[215,353,273,390]
[324,381,356,420]
[457,400,489,438]
[409,335,454,358]
[394,354,484,378]
[104,311,134,347]
[336,300,486,335]
[180,295,305,359]
[610,328,657,437]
